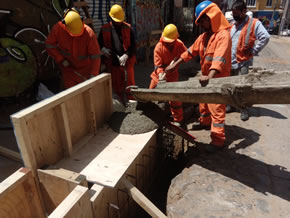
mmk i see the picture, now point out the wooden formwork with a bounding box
[5,73,165,217]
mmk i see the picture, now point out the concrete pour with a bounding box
[108,101,159,134]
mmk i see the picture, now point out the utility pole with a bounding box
[278,0,290,36]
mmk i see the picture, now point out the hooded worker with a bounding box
[166,1,232,152]
[149,24,187,126]
[46,8,101,89]
[98,4,136,103]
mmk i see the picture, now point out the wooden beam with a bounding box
[73,1,88,7]
[0,168,46,218]
[60,103,73,156]
[48,185,93,218]
[0,145,22,162]
[38,168,88,214]
[122,178,167,218]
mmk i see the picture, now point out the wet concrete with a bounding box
[108,101,159,134]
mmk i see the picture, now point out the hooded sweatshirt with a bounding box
[181,3,232,78]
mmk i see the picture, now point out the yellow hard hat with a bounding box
[63,9,84,36]
[162,24,179,42]
[109,4,125,22]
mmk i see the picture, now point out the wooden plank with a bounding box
[0,168,45,218]
[60,103,73,156]
[38,168,88,215]
[122,178,167,218]
[52,128,157,187]
[0,145,22,162]
[11,74,111,120]
[48,185,93,218]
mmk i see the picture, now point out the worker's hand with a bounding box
[101,47,112,58]
[118,54,129,66]
[62,59,70,67]
[199,75,210,87]
[158,72,166,81]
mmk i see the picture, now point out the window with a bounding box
[266,0,272,7]
[246,0,256,7]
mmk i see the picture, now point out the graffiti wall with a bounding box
[0,0,74,97]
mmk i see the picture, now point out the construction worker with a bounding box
[149,24,187,126]
[165,1,232,152]
[228,0,270,121]
[98,4,136,103]
[46,8,101,89]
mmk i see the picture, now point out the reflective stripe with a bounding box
[200,113,210,117]
[90,54,101,59]
[78,54,101,60]
[46,44,57,48]
[213,123,225,128]
[187,48,194,58]
[205,56,226,64]
[245,18,253,47]
[78,55,88,60]
[59,49,71,56]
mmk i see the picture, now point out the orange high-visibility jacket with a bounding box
[46,21,101,77]
[232,18,257,63]
[181,3,232,78]
[101,22,136,64]
[151,39,187,83]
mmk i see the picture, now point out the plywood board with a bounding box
[52,128,157,187]
[38,168,88,214]
[0,168,45,218]
[11,74,113,171]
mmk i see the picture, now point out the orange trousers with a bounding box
[149,80,183,122]
[199,103,226,146]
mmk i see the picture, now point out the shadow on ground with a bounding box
[250,106,288,119]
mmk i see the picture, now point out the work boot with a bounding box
[205,144,224,153]
[240,108,249,121]
[191,122,210,130]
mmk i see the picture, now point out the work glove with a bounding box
[158,72,166,81]
[118,54,129,66]
[101,47,112,58]
[62,59,70,67]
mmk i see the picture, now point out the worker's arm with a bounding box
[88,31,101,76]
[252,20,270,56]
[199,69,218,87]
[45,22,65,65]
[153,43,167,76]
[98,28,112,58]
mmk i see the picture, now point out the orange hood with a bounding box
[195,3,230,33]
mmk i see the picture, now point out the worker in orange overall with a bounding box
[166,1,232,152]
[98,4,136,103]
[46,8,101,89]
[149,24,187,127]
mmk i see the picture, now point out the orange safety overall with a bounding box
[101,22,136,101]
[233,18,257,63]
[46,22,101,89]
[181,3,232,146]
[149,38,187,122]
